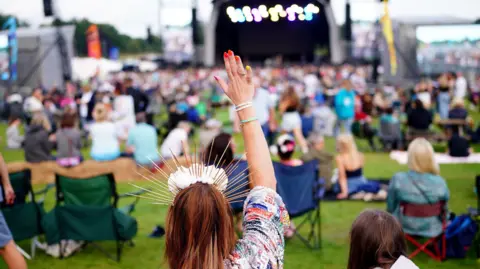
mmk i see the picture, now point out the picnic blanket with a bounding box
[6,157,188,184]
[390,151,480,165]
[323,179,390,202]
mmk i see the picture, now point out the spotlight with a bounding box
[299,14,305,21]
[313,6,320,14]
[271,16,279,22]
[226,6,235,15]
[246,16,253,22]
[275,4,283,11]
[238,16,246,23]
[305,4,314,13]
[259,5,267,11]
[288,16,295,22]
[242,6,251,15]
[279,11,287,18]
[296,7,304,14]
[268,7,276,14]
[254,16,262,22]
[251,8,259,15]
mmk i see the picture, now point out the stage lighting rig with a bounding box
[226,3,320,23]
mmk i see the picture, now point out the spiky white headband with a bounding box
[128,141,251,206]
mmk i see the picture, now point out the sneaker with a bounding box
[373,189,388,200]
[350,191,365,200]
[46,244,60,258]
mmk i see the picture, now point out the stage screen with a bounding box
[352,21,377,60]
[0,34,9,80]
[162,26,193,64]
[416,24,480,74]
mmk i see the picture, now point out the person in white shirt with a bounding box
[304,72,320,99]
[160,121,191,159]
[112,82,136,141]
[23,88,44,117]
[89,104,120,161]
[347,209,418,269]
[455,72,467,99]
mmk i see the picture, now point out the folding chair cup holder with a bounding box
[400,201,447,261]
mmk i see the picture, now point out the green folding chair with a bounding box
[42,173,144,261]
[0,170,54,259]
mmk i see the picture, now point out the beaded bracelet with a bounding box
[240,117,258,126]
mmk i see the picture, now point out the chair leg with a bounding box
[31,237,38,259]
[116,241,124,262]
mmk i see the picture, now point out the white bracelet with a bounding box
[235,101,252,109]
[235,103,252,112]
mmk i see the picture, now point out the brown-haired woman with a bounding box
[278,86,308,153]
[164,51,289,269]
[348,209,418,269]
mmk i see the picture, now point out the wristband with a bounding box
[235,103,252,112]
[240,117,258,126]
[235,101,252,109]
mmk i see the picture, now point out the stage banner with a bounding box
[86,24,102,59]
[2,17,17,81]
[380,2,396,76]
[109,47,119,60]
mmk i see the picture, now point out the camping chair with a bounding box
[226,160,249,214]
[0,170,54,259]
[274,161,321,249]
[378,120,403,150]
[400,201,447,261]
[42,173,144,261]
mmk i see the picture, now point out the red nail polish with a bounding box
[223,52,228,58]
[235,56,240,61]
[228,50,233,56]
[214,75,219,81]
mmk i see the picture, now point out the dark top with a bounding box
[438,86,450,93]
[126,87,150,114]
[407,108,432,130]
[448,135,470,157]
[448,108,468,120]
[24,125,54,163]
[346,167,363,178]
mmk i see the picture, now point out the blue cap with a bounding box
[314,94,325,105]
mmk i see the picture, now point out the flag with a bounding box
[86,24,102,59]
[380,1,397,76]
[2,17,17,81]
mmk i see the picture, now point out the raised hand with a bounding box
[214,50,254,106]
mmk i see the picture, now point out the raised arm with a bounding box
[215,51,276,190]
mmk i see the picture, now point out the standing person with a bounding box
[334,80,356,135]
[157,50,288,268]
[23,88,44,124]
[125,77,149,115]
[347,210,418,269]
[112,82,136,141]
[0,153,27,269]
[455,72,467,100]
[437,73,451,119]
[278,86,308,153]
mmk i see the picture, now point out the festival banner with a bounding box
[380,1,397,76]
[86,24,102,59]
[2,17,17,81]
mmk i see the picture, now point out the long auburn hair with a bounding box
[165,183,236,269]
[348,210,407,269]
[280,86,300,111]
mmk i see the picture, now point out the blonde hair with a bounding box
[451,98,464,108]
[30,113,51,132]
[407,138,439,175]
[337,134,358,155]
[93,103,109,122]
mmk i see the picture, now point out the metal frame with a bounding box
[293,204,321,250]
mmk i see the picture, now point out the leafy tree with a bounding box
[0,14,30,28]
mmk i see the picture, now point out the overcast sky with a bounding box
[0,0,479,38]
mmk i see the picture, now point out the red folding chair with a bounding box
[400,201,447,261]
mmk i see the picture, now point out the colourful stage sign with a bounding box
[380,2,397,76]
[2,17,17,81]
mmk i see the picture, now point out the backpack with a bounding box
[441,214,478,259]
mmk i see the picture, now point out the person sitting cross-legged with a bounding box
[125,113,161,167]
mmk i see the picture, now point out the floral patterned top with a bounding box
[224,186,290,269]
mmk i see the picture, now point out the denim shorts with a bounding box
[0,211,13,247]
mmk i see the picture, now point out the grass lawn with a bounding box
[1,108,479,269]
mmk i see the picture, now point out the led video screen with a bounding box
[416,24,480,74]
[352,21,377,60]
[0,34,9,80]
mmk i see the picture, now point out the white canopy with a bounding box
[72,57,122,81]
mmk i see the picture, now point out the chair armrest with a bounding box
[118,189,147,199]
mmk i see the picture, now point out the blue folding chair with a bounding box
[274,160,321,249]
[226,160,250,214]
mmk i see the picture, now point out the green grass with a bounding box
[1,108,480,269]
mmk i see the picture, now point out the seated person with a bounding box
[301,134,334,191]
[379,107,403,150]
[353,99,377,151]
[160,121,191,159]
[199,119,222,155]
[276,134,303,167]
[448,98,469,134]
[334,134,384,200]
[348,210,418,269]
[407,99,433,134]
[24,113,55,162]
[447,129,471,157]
[163,102,188,139]
[125,113,160,166]
[89,104,121,161]
[55,112,83,167]
[6,116,24,149]
[387,138,449,238]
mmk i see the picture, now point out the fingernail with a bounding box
[235,56,240,61]
[246,65,251,71]
[228,50,234,56]
[223,52,228,58]
[213,75,219,81]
